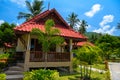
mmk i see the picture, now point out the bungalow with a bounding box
[14,8,87,72]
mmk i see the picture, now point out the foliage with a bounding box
[0,53,10,59]
[96,34,120,60]
[0,22,16,48]
[0,74,6,80]
[0,53,14,72]
[31,19,64,53]
[92,64,105,70]
[78,20,88,34]
[85,32,102,44]
[72,58,79,71]
[0,53,13,59]
[59,69,109,80]
[87,70,111,80]
[73,45,102,65]
[66,12,79,30]
[17,0,44,21]
[24,69,60,80]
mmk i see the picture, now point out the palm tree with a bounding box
[17,0,44,21]
[66,12,79,29]
[31,19,64,68]
[78,20,88,34]
[117,22,120,29]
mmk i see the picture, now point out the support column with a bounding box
[56,45,61,52]
[69,39,73,73]
[24,34,30,71]
[69,39,73,52]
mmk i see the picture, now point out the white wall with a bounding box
[16,34,29,52]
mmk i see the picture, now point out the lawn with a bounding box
[92,63,106,70]
[59,63,110,80]
[59,71,110,80]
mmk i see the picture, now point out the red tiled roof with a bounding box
[14,9,87,39]
[76,42,94,46]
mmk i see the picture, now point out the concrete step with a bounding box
[17,63,24,68]
[9,66,24,71]
[5,71,23,75]
[6,74,23,80]
[5,62,24,80]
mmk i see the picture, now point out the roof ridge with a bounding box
[24,9,49,24]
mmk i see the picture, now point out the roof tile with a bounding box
[14,9,86,39]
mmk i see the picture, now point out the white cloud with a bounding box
[106,27,116,35]
[93,15,115,35]
[10,0,26,7]
[87,25,91,29]
[16,23,20,26]
[93,26,115,35]
[0,20,5,25]
[85,4,101,17]
[100,15,114,27]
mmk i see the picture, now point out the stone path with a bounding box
[109,62,120,80]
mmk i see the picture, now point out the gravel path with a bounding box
[109,62,120,80]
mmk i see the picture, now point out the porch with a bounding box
[24,50,72,72]
[30,51,70,62]
[16,34,74,72]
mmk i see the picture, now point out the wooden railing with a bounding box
[30,51,70,62]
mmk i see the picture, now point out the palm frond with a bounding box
[50,36,64,45]
[49,28,60,36]
[117,23,120,29]
[25,1,34,14]
[66,12,79,28]
[17,12,32,20]
[32,0,44,15]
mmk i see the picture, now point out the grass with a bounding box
[91,71,107,80]
[59,71,109,80]
[92,63,106,70]
[58,64,110,80]
[59,73,80,80]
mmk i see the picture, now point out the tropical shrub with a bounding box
[0,73,6,80]
[24,69,60,80]
[96,34,120,60]
[0,53,14,59]
[73,45,102,65]
[0,53,10,59]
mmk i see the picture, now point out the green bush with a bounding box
[0,53,11,59]
[24,69,60,80]
[72,58,79,71]
[73,45,102,65]
[0,74,6,80]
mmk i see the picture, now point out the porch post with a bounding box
[69,39,73,72]
[69,39,73,52]
[24,34,30,71]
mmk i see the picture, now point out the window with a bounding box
[30,39,42,51]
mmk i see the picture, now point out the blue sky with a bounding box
[0,0,120,36]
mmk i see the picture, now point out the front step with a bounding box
[5,63,24,80]
[5,71,23,75]
[6,74,23,80]
[17,63,24,68]
[9,66,24,71]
